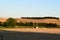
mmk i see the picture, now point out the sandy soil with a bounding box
[2,28,60,34]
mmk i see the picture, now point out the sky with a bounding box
[0,0,60,18]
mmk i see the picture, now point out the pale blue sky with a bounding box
[0,0,60,18]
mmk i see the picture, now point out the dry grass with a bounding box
[2,28,60,34]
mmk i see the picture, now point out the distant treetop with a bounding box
[21,17,59,19]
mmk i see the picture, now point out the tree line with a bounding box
[21,17,59,19]
[0,18,60,28]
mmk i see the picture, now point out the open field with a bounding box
[0,28,60,40]
[0,18,60,25]
[2,28,60,34]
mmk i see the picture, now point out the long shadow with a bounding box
[0,30,60,40]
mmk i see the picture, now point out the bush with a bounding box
[3,22,7,27]
[45,23,57,28]
[0,22,3,26]
[6,18,17,27]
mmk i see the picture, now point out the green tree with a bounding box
[46,23,57,28]
[0,22,3,27]
[25,22,33,26]
[3,22,7,27]
[19,22,25,26]
[6,18,17,27]
[29,22,33,26]
[0,22,2,26]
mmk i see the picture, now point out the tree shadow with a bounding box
[0,30,60,40]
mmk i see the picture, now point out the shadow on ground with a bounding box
[0,30,60,40]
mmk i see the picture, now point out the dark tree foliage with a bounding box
[38,23,47,27]
[0,22,3,26]
[29,22,33,26]
[16,22,58,28]
[37,23,58,28]
[42,17,59,19]
[6,18,17,27]
[25,22,33,26]
[16,22,20,26]
[46,23,58,28]
[21,17,59,19]
[19,22,33,26]
[3,22,7,27]
[19,22,25,26]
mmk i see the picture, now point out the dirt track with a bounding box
[3,28,60,34]
[0,28,60,40]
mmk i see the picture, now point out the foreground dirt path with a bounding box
[0,28,60,40]
[2,28,60,34]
